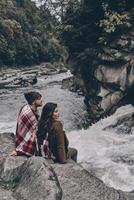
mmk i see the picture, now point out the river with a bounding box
[0,66,134,192]
[0,66,87,133]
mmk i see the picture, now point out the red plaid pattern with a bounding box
[15,104,39,156]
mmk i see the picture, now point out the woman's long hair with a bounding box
[37,102,57,145]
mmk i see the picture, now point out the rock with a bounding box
[0,133,62,200]
[94,59,134,113]
[14,157,62,200]
[67,21,134,121]
[0,156,27,182]
[99,90,124,111]
[0,188,16,200]
[52,161,134,200]
[95,61,134,92]
[1,132,134,200]
[13,75,37,87]
[93,30,134,116]
[62,75,85,94]
[0,62,68,89]
[103,104,134,134]
[0,132,15,156]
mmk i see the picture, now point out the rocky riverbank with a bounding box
[1,132,134,200]
[0,62,67,89]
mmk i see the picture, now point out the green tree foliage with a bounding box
[60,0,133,55]
[0,0,63,66]
[60,0,104,54]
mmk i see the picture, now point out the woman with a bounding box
[37,102,77,164]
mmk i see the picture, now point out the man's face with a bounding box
[34,96,43,107]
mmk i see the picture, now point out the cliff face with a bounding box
[69,20,134,123]
[60,1,134,123]
[94,26,134,113]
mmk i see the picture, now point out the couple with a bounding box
[11,91,77,164]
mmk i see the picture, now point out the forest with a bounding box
[0,0,64,65]
[0,0,134,67]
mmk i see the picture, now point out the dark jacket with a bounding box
[48,120,69,163]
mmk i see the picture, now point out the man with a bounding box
[11,91,43,156]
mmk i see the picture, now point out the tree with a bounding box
[38,0,76,21]
[0,0,65,66]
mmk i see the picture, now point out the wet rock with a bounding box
[103,104,134,134]
[13,75,37,87]
[0,62,68,89]
[62,76,85,94]
[100,90,124,112]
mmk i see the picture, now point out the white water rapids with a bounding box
[0,67,134,192]
[68,104,134,192]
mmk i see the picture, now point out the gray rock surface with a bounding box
[0,133,62,200]
[1,132,134,200]
[0,62,67,89]
[68,25,134,121]
[0,188,16,200]
[93,29,134,114]
[103,104,134,134]
[14,157,62,200]
[52,161,134,200]
[95,60,134,112]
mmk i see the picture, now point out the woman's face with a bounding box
[52,107,60,120]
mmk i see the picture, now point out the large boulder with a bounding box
[1,132,134,200]
[14,157,62,200]
[0,133,62,200]
[52,161,134,200]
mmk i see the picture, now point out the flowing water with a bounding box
[0,68,87,133]
[0,66,134,192]
[68,104,134,192]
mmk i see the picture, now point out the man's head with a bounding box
[24,91,43,107]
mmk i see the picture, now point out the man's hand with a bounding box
[10,150,17,156]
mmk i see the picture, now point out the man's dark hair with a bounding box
[24,91,42,105]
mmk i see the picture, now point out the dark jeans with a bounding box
[68,147,78,162]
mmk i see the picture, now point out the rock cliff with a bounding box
[66,13,134,124]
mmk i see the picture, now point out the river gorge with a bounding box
[0,64,134,193]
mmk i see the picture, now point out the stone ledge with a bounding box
[0,132,134,200]
[52,162,133,200]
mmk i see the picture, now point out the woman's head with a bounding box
[37,102,58,145]
[40,102,58,123]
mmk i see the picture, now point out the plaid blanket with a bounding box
[15,104,39,156]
